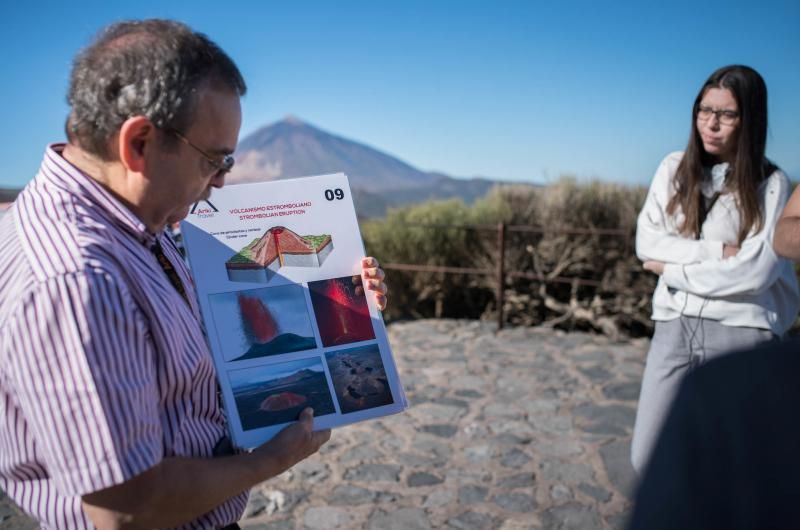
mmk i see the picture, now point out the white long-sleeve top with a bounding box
[636,151,800,335]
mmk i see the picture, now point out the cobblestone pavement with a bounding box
[1,319,648,529]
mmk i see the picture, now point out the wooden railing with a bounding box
[376,222,631,329]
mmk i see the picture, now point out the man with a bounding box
[774,184,800,260]
[0,19,386,530]
[626,338,800,530]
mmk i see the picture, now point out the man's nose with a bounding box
[211,171,226,189]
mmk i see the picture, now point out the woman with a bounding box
[631,65,799,473]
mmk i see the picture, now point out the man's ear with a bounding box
[118,116,156,173]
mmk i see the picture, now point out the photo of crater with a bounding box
[325,344,394,414]
[228,357,336,431]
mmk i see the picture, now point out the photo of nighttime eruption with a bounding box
[325,345,393,414]
[228,357,335,430]
[209,284,316,362]
[308,276,376,347]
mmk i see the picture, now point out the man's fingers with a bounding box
[312,429,332,448]
[374,294,387,311]
[367,279,387,292]
[363,267,385,280]
[362,257,379,269]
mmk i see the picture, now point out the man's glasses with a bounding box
[166,127,235,177]
[697,105,739,126]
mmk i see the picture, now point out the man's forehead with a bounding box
[184,86,242,149]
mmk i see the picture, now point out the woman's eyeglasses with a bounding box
[697,105,739,126]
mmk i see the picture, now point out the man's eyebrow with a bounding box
[208,146,235,156]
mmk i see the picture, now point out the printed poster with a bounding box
[181,173,408,449]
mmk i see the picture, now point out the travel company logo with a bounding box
[191,200,219,218]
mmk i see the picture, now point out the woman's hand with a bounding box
[356,257,388,310]
[723,244,740,259]
[643,260,665,276]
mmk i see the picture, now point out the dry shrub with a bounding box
[362,177,656,337]
[361,199,495,319]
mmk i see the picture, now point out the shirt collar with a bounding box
[39,144,161,247]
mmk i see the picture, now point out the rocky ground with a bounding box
[1,319,648,529]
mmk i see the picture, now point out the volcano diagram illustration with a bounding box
[226,226,333,283]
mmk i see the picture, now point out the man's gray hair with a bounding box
[66,19,246,159]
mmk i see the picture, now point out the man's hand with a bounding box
[774,184,800,261]
[356,257,388,310]
[643,260,665,276]
[252,408,331,476]
[82,409,330,530]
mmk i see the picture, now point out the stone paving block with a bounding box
[458,484,489,504]
[578,482,612,503]
[447,511,499,530]
[339,445,383,463]
[599,439,637,499]
[493,492,538,512]
[407,472,445,487]
[602,381,641,401]
[328,484,376,505]
[500,448,533,468]
[550,484,573,503]
[542,503,604,530]
[454,389,484,399]
[496,472,536,489]
[367,507,432,530]
[539,460,595,484]
[419,423,459,438]
[574,403,636,434]
[302,506,352,529]
[410,402,468,423]
[343,463,402,483]
[241,521,294,530]
[533,438,584,457]
[423,489,456,508]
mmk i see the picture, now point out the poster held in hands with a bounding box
[181,173,408,449]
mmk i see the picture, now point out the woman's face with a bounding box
[696,87,740,163]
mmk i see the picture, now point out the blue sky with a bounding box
[2,0,798,188]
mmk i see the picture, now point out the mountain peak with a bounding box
[232,118,433,193]
[282,114,305,126]
[227,118,500,217]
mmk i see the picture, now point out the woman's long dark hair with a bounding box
[667,65,776,244]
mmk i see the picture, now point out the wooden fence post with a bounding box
[497,222,506,330]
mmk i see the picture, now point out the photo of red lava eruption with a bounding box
[232,291,317,361]
[209,285,317,363]
[239,294,279,344]
[309,276,375,347]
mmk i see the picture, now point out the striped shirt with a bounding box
[0,145,247,529]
